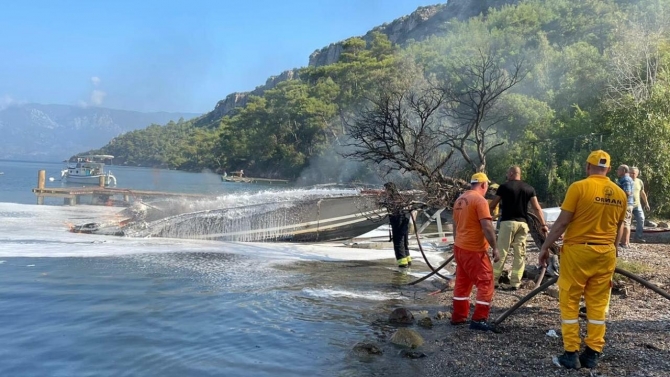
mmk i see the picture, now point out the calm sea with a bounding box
[0,160,440,377]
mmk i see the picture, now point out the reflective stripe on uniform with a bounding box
[588,319,606,325]
[475,300,490,306]
[453,296,470,301]
[562,319,579,324]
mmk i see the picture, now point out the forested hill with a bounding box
[88,0,670,215]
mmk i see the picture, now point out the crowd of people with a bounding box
[385,149,653,370]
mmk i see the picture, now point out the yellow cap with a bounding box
[586,150,611,168]
[470,172,490,184]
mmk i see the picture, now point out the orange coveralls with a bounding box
[451,190,494,323]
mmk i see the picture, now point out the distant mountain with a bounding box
[0,103,200,161]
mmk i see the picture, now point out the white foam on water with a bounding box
[354,225,391,239]
[301,288,406,301]
[0,202,452,275]
[0,203,400,262]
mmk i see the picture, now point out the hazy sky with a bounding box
[0,0,438,114]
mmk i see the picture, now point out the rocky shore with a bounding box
[366,242,670,377]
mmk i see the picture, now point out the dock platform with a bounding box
[32,170,210,205]
[33,187,209,205]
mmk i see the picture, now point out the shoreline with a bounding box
[362,242,670,376]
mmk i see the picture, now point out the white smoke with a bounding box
[90,89,106,106]
[1,94,16,110]
[80,76,107,107]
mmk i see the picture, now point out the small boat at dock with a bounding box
[222,176,253,183]
[221,173,289,184]
[61,155,117,186]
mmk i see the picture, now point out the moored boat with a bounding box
[223,176,252,183]
[61,155,117,186]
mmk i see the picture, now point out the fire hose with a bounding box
[493,212,670,326]
[407,214,453,284]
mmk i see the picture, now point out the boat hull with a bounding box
[73,194,388,242]
[64,175,105,184]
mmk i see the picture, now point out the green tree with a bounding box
[603,87,670,216]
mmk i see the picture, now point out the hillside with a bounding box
[89,0,670,215]
[0,103,199,161]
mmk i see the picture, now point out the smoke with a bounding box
[295,138,418,188]
[79,76,107,107]
[0,94,16,110]
[297,141,376,186]
[0,94,28,110]
[90,89,106,106]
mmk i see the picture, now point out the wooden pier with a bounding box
[32,170,210,205]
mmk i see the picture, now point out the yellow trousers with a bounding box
[493,220,529,286]
[558,243,616,353]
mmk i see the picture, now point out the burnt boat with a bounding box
[71,193,389,242]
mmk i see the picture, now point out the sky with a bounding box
[0,0,439,114]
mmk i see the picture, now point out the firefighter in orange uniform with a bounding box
[540,150,626,369]
[451,172,500,331]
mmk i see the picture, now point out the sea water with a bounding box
[0,160,444,377]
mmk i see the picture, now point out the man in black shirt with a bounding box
[488,166,548,290]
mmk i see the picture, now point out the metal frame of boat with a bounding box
[61,154,117,186]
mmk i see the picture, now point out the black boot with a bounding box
[579,346,600,369]
[469,320,494,331]
[557,351,581,369]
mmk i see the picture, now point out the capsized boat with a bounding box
[61,155,117,186]
[70,191,390,242]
